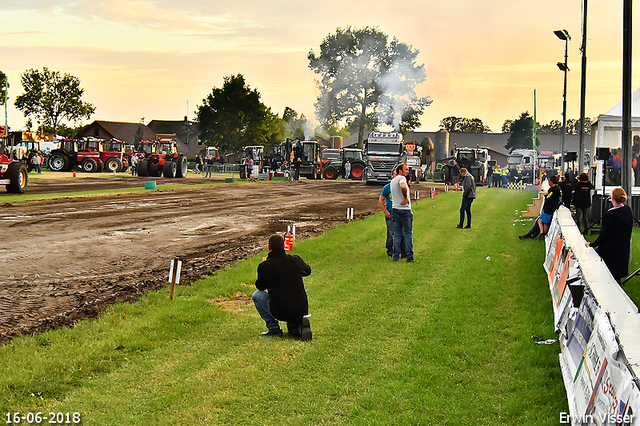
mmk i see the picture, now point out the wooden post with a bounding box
[168,258,182,300]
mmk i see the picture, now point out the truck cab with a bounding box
[364,131,406,184]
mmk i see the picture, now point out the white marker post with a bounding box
[346,207,354,222]
[168,258,182,300]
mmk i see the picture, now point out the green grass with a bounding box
[0,188,584,424]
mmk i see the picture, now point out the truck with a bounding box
[506,149,537,170]
[364,131,407,184]
[321,147,365,180]
[0,126,28,193]
[137,139,188,178]
[442,146,490,185]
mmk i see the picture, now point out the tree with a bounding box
[440,116,491,133]
[14,67,95,133]
[196,74,283,154]
[0,71,8,106]
[505,112,538,152]
[308,26,431,145]
[282,107,313,139]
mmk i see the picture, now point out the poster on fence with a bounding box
[545,232,564,276]
[562,291,598,378]
[570,310,638,425]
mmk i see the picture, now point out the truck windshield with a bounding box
[458,151,475,162]
[507,155,523,165]
[322,151,341,161]
[366,143,401,155]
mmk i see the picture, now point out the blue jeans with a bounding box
[386,217,406,257]
[251,290,301,334]
[392,209,413,260]
[459,197,474,227]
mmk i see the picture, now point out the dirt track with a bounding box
[0,176,384,344]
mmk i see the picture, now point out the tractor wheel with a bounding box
[176,155,188,178]
[105,157,122,173]
[323,167,338,180]
[48,153,69,172]
[138,159,149,177]
[163,160,177,178]
[5,162,28,194]
[81,158,99,173]
[350,164,364,180]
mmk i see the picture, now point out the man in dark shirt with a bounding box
[537,175,561,239]
[251,234,312,340]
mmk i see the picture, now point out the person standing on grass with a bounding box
[537,175,561,239]
[586,187,634,284]
[390,163,414,262]
[571,172,595,234]
[379,169,406,258]
[252,234,312,341]
[457,168,476,229]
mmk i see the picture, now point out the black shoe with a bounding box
[260,328,283,337]
[464,225,471,229]
[456,224,463,229]
[519,234,528,240]
[300,317,312,342]
[406,258,414,263]
[393,257,399,261]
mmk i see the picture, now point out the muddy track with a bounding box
[0,178,384,344]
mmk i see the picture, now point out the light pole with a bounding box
[555,29,571,173]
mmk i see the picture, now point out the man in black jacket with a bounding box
[251,234,312,340]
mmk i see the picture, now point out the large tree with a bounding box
[0,71,8,107]
[196,74,282,154]
[505,112,538,152]
[14,67,95,133]
[440,116,491,133]
[308,26,431,145]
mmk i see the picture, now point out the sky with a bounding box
[1,1,639,134]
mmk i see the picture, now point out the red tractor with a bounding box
[90,139,129,172]
[136,139,187,178]
[0,126,28,193]
[48,139,103,172]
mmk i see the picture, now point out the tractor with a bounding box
[48,139,104,172]
[321,147,365,180]
[0,126,28,193]
[136,139,187,178]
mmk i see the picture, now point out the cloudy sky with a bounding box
[0,1,638,134]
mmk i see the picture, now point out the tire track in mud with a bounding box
[0,180,383,344]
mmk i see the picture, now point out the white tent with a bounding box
[591,87,640,193]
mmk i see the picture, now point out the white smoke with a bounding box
[376,58,426,130]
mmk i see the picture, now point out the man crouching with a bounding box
[251,234,312,341]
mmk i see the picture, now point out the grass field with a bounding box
[2,186,639,425]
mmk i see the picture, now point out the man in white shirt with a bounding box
[390,163,414,262]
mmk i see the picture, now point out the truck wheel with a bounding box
[48,153,69,172]
[138,159,149,177]
[176,155,188,178]
[163,160,177,178]
[81,158,99,173]
[5,162,28,194]
[350,164,364,180]
[105,157,122,172]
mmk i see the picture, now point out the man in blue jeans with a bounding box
[390,163,414,262]
[379,169,405,258]
[251,234,312,341]
[457,168,476,229]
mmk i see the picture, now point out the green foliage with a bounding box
[308,26,431,145]
[282,106,312,138]
[0,188,573,424]
[196,74,283,154]
[536,118,592,135]
[505,112,538,152]
[0,70,7,106]
[440,116,492,133]
[14,67,95,133]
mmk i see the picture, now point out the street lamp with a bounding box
[555,29,571,173]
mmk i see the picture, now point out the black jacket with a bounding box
[255,249,311,323]
[591,205,634,280]
[571,179,595,209]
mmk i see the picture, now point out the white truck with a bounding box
[364,131,407,184]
